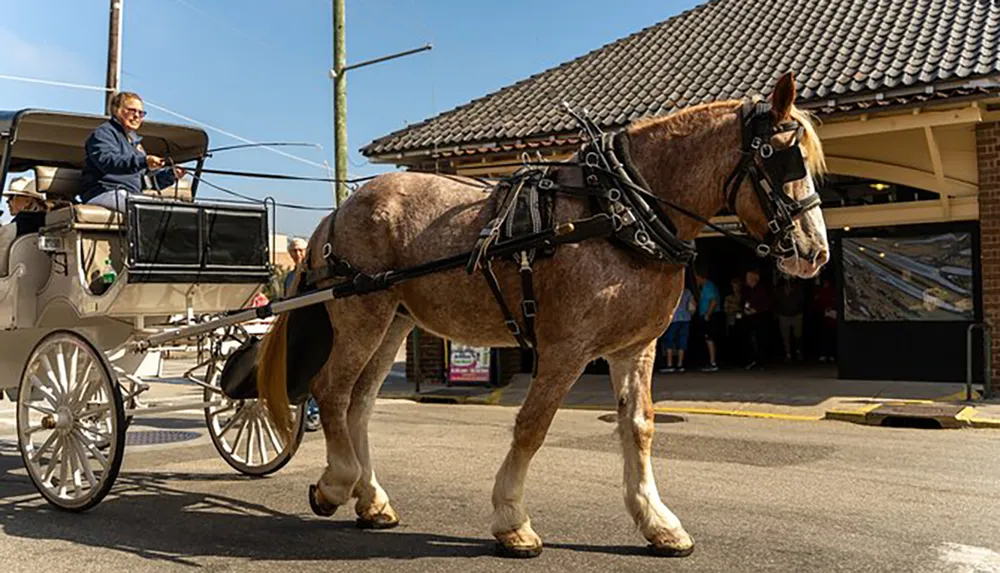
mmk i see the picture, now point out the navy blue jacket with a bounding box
[80,118,176,203]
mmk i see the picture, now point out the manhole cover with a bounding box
[126,430,201,446]
[598,413,685,424]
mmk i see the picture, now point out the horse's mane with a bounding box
[627,99,827,177]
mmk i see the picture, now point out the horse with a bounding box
[256,72,830,558]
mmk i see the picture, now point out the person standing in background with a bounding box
[813,276,837,362]
[659,287,696,373]
[695,271,723,372]
[743,269,771,370]
[775,279,805,362]
[723,276,744,366]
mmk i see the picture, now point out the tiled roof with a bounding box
[361,0,1000,160]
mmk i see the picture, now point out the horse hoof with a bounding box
[494,542,543,559]
[648,542,695,558]
[308,484,338,517]
[356,514,399,530]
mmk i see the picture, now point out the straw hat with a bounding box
[3,177,46,201]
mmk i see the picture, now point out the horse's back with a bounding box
[333,172,497,269]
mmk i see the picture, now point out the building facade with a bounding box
[361,0,1000,391]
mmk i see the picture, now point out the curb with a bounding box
[377,388,1000,429]
[825,402,1000,429]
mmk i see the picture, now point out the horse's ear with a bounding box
[771,71,796,121]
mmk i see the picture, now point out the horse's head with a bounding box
[727,72,830,279]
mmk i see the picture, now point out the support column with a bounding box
[975,122,1000,393]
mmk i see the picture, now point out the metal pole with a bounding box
[332,0,348,205]
[985,326,994,400]
[967,323,976,401]
[104,0,123,115]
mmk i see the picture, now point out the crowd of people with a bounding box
[657,267,838,372]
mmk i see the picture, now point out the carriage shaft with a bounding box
[132,214,612,353]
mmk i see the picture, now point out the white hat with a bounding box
[3,177,46,200]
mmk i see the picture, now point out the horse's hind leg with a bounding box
[606,340,694,557]
[347,314,413,529]
[492,348,588,558]
[310,294,398,516]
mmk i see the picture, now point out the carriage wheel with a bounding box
[16,330,125,512]
[203,358,306,477]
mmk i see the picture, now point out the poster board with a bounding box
[448,343,492,384]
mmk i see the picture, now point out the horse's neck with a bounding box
[626,109,740,241]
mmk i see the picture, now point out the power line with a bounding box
[0,73,332,171]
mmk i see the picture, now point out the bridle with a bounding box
[722,100,822,259]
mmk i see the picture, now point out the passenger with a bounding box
[79,91,186,212]
[3,177,49,236]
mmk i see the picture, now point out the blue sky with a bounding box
[1,0,701,236]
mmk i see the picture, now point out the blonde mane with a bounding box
[627,99,827,177]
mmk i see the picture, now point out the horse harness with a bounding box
[300,100,820,356]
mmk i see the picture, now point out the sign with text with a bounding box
[448,343,491,383]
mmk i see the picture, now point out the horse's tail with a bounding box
[256,271,301,442]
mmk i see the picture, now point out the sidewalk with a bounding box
[381,363,1000,429]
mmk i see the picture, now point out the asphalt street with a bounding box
[2,397,1000,573]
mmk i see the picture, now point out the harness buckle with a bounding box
[608,188,622,202]
[585,152,601,168]
[750,137,762,150]
[538,178,554,190]
[767,219,782,234]
[322,242,332,259]
[504,319,522,336]
[759,144,774,159]
[522,300,537,318]
[755,243,771,258]
[586,174,600,186]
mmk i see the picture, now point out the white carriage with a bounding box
[0,109,306,511]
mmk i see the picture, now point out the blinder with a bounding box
[725,101,820,259]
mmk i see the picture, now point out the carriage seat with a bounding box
[0,223,16,275]
[35,165,195,232]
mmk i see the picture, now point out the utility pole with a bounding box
[105,0,124,115]
[332,0,348,205]
[329,1,431,207]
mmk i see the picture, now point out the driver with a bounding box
[79,91,186,211]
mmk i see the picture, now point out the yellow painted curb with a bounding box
[654,406,822,422]
[937,390,982,402]
[969,417,1000,429]
[823,402,881,424]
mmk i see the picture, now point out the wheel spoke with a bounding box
[69,345,80,388]
[262,412,284,454]
[70,362,95,407]
[256,416,268,462]
[69,434,98,490]
[77,403,111,421]
[73,428,110,471]
[56,344,69,398]
[217,404,247,437]
[29,375,60,408]
[27,402,56,416]
[231,411,249,459]
[40,354,62,396]
[41,436,64,484]
[245,415,256,466]
[30,431,59,464]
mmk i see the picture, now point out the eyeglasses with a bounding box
[122,107,147,118]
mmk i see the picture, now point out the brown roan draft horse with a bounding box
[257,72,830,558]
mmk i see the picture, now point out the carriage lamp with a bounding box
[38,234,65,253]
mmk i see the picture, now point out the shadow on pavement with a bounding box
[0,447,651,563]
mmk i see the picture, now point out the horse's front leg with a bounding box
[606,340,694,557]
[492,350,587,558]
